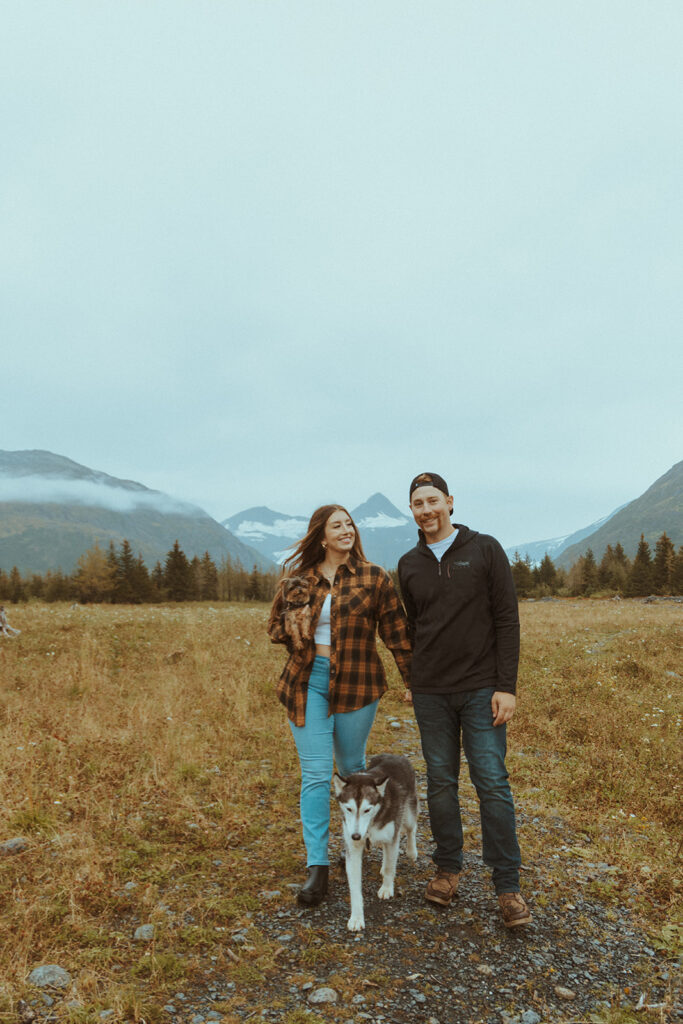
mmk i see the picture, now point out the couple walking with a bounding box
[267,472,531,929]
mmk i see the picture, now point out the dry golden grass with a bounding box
[0,599,680,1018]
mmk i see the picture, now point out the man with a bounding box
[398,472,531,928]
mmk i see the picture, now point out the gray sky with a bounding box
[3,1,682,548]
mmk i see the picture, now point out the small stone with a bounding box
[308,987,338,1004]
[206,1013,222,1021]
[476,964,494,977]
[134,924,155,942]
[28,965,73,989]
[390,722,402,729]
[41,995,54,1008]
[123,881,138,891]
[554,986,576,1001]
[163,1006,176,1014]
[100,1011,114,1020]
[1,837,29,857]
[301,983,313,991]
[521,1012,542,1024]
[258,890,281,899]
[174,993,186,1000]
[276,933,293,942]
[352,994,366,1004]
[191,1016,205,1024]
[410,991,427,1003]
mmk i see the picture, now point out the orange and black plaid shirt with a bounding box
[267,558,411,727]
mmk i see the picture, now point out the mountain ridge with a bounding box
[0,450,273,574]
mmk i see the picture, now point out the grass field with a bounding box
[0,599,680,1021]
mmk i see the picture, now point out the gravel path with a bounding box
[169,726,679,1024]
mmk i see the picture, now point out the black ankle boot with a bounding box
[297,865,329,907]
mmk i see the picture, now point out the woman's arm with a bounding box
[376,571,412,688]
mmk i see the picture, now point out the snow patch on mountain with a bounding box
[234,517,307,541]
[356,512,410,530]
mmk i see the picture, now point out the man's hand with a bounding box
[403,688,413,704]
[491,691,516,726]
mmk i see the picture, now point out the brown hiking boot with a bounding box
[425,869,461,906]
[498,892,532,928]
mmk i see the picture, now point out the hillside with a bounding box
[0,450,273,574]
[556,460,683,567]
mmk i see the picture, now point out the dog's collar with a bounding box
[285,599,309,609]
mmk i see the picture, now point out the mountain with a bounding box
[225,493,418,569]
[555,460,683,568]
[222,507,310,565]
[504,505,627,566]
[0,450,274,574]
[351,493,416,568]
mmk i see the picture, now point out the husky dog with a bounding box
[333,754,419,931]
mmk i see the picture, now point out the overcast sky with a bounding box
[3,1,681,548]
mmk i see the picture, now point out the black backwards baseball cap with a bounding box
[409,472,450,499]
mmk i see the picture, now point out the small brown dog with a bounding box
[282,577,312,650]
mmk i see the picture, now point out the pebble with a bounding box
[134,924,155,942]
[28,966,73,989]
[554,986,576,1000]
[123,881,138,891]
[0,837,29,856]
[308,987,338,1004]
[476,964,494,977]
[521,1012,542,1024]
[99,1011,114,1020]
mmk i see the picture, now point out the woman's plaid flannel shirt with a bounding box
[267,558,412,726]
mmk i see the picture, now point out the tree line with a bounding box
[1,532,682,605]
[0,540,280,604]
[508,533,683,598]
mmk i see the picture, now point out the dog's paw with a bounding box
[347,914,365,931]
[377,882,394,900]
[407,843,418,862]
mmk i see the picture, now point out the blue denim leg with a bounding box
[288,657,333,866]
[413,688,521,891]
[412,692,464,874]
[333,699,379,778]
[288,659,379,867]
[460,687,521,893]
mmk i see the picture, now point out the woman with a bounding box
[267,504,411,907]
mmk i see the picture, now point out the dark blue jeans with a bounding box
[412,687,521,893]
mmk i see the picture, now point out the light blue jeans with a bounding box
[289,656,378,866]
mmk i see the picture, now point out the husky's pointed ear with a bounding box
[375,778,389,797]
[332,773,346,798]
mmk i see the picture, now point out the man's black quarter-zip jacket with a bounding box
[397,524,520,695]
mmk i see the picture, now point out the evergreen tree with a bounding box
[9,567,27,603]
[581,548,598,595]
[626,534,654,597]
[151,561,166,600]
[189,556,202,601]
[130,554,153,602]
[510,552,533,598]
[652,533,675,594]
[670,546,683,596]
[164,541,192,601]
[200,551,219,601]
[113,539,137,603]
[537,553,557,589]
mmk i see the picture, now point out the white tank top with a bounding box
[314,593,331,645]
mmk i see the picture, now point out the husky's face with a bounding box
[333,774,388,843]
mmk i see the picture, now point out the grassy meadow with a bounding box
[0,599,681,1021]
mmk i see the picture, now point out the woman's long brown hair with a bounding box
[281,504,367,576]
